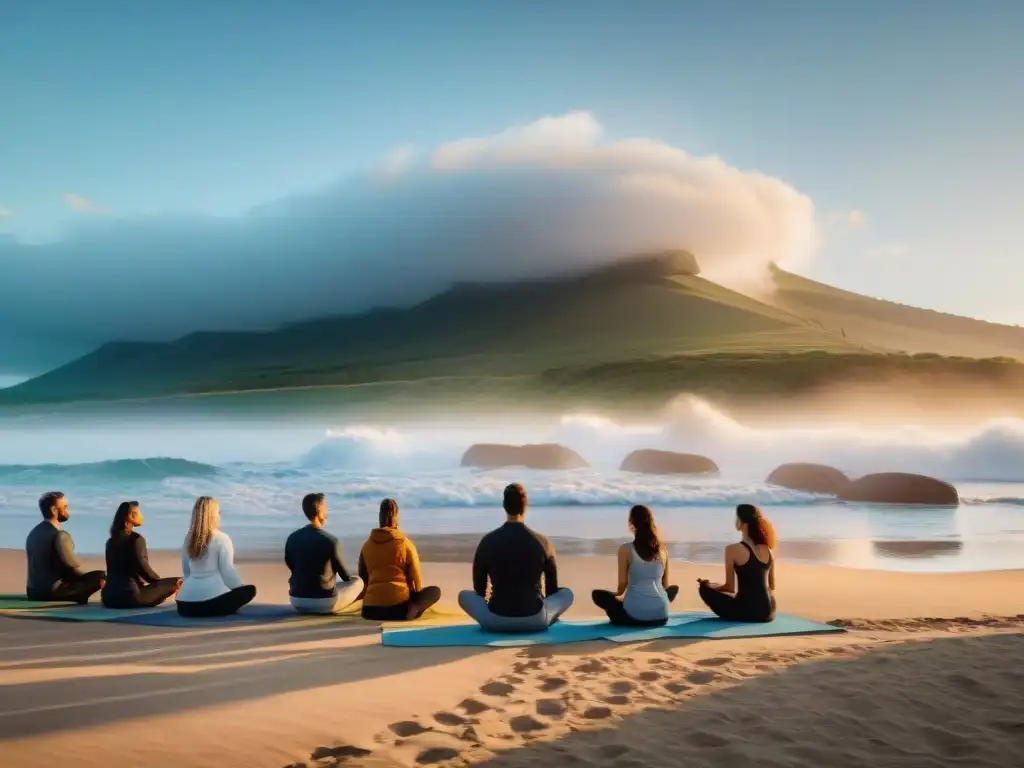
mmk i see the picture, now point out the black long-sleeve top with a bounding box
[284,524,352,599]
[25,520,83,598]
[472,521,560,617]
[104,531,162,596]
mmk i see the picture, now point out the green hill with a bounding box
[2,252,1022,408]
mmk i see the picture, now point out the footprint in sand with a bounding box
[575,659,609,674]
[583,706,613,720]
[536,698,567,718]
[603,695,630,706]
[663,681,690,694]
[433,711,467,727]
[696,656,731,667]
[458,698,492,715]
[609,680,633,694]
[389,721,431,738]
[539,676,568,692]
[686,670,718,685]
[506,675,525,685]
[509,715,550,734]
[308,744,372,760]
[638,670,660,682]
[415,746,460,764]
[480,681,517,697]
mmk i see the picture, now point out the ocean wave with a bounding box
[293,398,1024,482]
[160,468,832,511]
[0,457,219,484]
[963,496,1024,507]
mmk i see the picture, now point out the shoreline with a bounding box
[3,531,1021,575]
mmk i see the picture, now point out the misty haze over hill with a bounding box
[0,113,820,376]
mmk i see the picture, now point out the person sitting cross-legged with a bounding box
[358,498,441,621]
[592,504,679,626]
[26,491,106,605]
[176,496,257,618]
[102,500,181,609]
[285,493,363,614]
[458,483,574,633]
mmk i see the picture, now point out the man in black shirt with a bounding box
[26,491,106,604]
[284,492,364,614]
[458,483,574,632]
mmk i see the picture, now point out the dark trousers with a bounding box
[361,586,442,621]
[176,585,256,618]
[50,570,106,605]
[102,578,180,609]
[592,585,679,626]
[698,582,776,623]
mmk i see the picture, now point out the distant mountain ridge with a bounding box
[2,251,1022,406]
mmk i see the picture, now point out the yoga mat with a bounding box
[0,594,77,610]
[380,605,468,627]
[116,602,306,627]
[606,612,845,643]
[380,613,710,648]
[5,604,177,622]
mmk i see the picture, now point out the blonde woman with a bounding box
[176,496,256,617]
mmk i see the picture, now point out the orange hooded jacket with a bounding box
[357,527,423,607]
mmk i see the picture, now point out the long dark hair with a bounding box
[737,503,777,549]
[110,500,139,537]
[629,504,662,561]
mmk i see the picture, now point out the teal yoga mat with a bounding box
[0,594,78,610]
[380,612,712,648]
[606,612,844,643]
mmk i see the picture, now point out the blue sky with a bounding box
[1,0,1022,331]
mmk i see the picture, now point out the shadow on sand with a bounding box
[0,615,491,740]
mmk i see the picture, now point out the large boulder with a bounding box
[766,463,850,495]
[620,449,719,475]
[838,472,959,506]
[460,443,589,470]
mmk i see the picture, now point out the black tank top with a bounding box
[735,541,774,611]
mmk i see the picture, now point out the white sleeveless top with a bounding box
[622,544,670,621]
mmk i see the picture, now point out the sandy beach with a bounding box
[1,548,1022,768]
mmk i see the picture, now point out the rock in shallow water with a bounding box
[838,472,959,506]
[766,462,850,495]
[619,449,719,475]
[460,443,589,470]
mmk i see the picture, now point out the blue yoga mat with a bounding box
[380,612,712,648]
[606,612,844,643]
[116,603,304,627]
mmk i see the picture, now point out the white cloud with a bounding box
[847,209,865,228]
[428,111,819,284]
[3,111,822,345]
[64,193,111,214]
[0,207,11,220]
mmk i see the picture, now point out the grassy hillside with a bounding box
[770,267,1024,358]
[1,253,1022,407]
